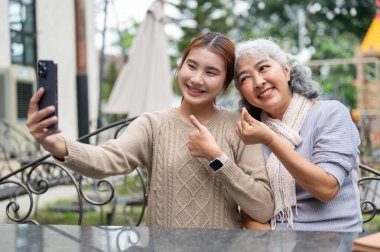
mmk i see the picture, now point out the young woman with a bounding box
[27,32,274,229]
[234,38,362,232]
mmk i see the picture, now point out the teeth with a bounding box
[260,89,271,98]
[188,86,204,93]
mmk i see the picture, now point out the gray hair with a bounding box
[234,38,322,119]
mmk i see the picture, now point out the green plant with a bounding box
[363,214,380,232]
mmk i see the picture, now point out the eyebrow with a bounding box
[254,59,270,68]
[237,59,270,79]
[186,59,198,66]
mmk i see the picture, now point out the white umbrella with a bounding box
[103,0,172,117]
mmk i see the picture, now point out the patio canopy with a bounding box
[103,0,172,117]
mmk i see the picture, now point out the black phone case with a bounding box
[37,60,58,130]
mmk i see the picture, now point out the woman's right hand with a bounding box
[27,88,68,159]
[236,107,276,146]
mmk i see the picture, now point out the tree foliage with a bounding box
[112,0,375,106]
[166,0,376,107]
[166,0,235,58]
[168,0,374,55]
[233,0,374,53]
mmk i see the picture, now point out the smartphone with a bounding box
[37,60,58,130]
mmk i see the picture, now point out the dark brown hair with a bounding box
[177,32,235,91]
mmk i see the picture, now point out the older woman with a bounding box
[234,38,362,232]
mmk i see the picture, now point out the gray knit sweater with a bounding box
[264,100,362,232]
[62,108,274,228]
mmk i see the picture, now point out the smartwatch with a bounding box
[209,153,229,171]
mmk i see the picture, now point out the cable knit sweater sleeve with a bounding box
[61,113,154,179]
[215,111,274,223]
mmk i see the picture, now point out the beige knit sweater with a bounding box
[62,108,274,229]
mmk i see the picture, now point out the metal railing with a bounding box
[0,116,147,226]
[0,120,42,177]
[358,163,380,223]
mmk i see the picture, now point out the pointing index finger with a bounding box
[189,115,204,131]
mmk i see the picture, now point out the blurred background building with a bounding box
[0,0,99,140]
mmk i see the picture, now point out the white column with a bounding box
[0,1,11,67]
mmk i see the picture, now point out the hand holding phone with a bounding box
[37,60,58,130]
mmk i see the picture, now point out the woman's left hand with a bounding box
[236,107,275,146]
[188,115,223,161]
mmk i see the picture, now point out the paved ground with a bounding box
[0,185,78,223]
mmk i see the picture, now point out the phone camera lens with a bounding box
[38,62,48,77]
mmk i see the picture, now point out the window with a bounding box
[9,0,37,66]
[17,81,33,120]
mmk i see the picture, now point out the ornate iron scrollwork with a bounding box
[0,117,147,226]
[358,163,380,223]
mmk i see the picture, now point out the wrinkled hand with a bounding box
[236,107,275,146]
[188,115,223,161]
[27,88,64,154]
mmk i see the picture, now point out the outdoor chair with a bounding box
[358,163,380,224]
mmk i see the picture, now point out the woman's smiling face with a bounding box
[236,54,292,120]
[178,47,226,107]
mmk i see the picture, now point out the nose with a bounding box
[190,71,204,85]
[253,73,265,89]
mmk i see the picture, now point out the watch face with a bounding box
[210,159,223,171]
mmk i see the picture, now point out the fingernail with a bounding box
[189,115,195,120]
